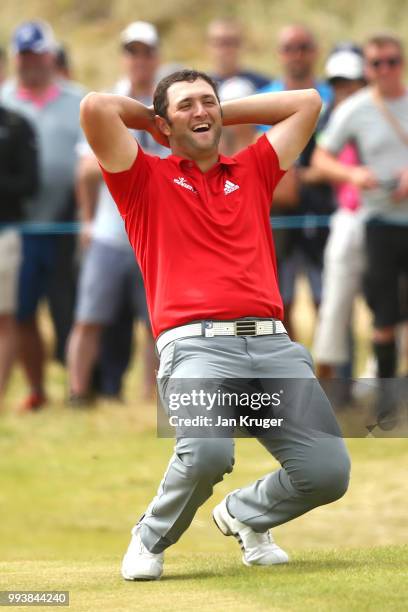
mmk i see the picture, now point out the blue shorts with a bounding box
[17,234,59,321]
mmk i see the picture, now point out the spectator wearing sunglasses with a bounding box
[206,18,271,91]
[206,18,271,156]
[313,33,408,428]
[257,24,334,341]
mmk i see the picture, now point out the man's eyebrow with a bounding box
[177,96,193,106]
[176,93,216,106]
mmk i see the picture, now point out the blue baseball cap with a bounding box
[12,20,56,54]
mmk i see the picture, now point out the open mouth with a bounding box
[192,123,211,133]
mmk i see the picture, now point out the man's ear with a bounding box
[155,115,171,137]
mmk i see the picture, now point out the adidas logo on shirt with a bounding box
[224,180,240,195]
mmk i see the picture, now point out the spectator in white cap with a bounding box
[325,43,366,104]
[218,75,257,155]
[67,21,166,404]
[312,43,367,387]
[116,21,160,97]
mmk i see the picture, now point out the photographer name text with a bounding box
[169,415,284,429]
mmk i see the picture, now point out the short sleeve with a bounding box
[237,134,286,201]
[99,147,153,219]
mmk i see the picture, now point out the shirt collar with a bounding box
[170,153,237,171]
[16,83,61,109]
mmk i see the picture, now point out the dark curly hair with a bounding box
[153,69,220,121]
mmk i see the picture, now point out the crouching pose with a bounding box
[80,69,350,580]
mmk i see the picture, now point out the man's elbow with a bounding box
[305,88,322,117]
[80,92,108,127]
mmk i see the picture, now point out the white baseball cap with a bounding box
[218,76,256,101]
[325,50,364,81]
[120,21,159,48]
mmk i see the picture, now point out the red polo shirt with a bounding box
[101,134,285,338]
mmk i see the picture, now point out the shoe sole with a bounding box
[212,501,232,536]
[122,574,161,581]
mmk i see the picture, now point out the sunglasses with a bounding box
[280,43,314,54]
[368,56,402,69]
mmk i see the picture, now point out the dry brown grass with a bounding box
[2,0,408,90]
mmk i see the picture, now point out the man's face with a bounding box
[331,78,365,105]
[364,43,404,90]
[278,27,317,81]
[122,41,159,87]
[15,51,54,87]
[161,78,222,157]
[207,23,242,74]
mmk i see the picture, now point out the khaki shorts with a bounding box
[0,230,22,315]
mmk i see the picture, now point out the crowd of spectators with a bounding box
[0,17,407,427]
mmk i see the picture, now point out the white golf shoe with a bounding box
[121,526,164,581]
[213,493,289,567]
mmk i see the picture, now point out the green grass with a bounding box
[1,303,406,611]
[1,547,408,612]
[1,387,408,611]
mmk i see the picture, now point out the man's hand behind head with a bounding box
[150,115,170,148]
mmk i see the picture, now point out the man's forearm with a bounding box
[221,89,321,127]
[80,93,156,172]
[76,157,101,223]
[312,147,354,183]
[81,93,154,131]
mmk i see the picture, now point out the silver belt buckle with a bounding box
[234,320,257,336]
[204,321,215,338]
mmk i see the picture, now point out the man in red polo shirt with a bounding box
[80,69,350,581]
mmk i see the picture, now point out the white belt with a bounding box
[156,319,287,357]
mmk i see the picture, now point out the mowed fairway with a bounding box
[1,382,408,612]
[1,290,407,612]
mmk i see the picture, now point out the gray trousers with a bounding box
[140,333,350,554]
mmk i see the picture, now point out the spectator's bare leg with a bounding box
[0,315,17,403]
[316,363,334,379]
[18,317,45,393]
[67,322,102,397]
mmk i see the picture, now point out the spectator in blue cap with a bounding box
[1,20,85,411]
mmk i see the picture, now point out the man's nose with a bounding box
[192,102,207,117]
